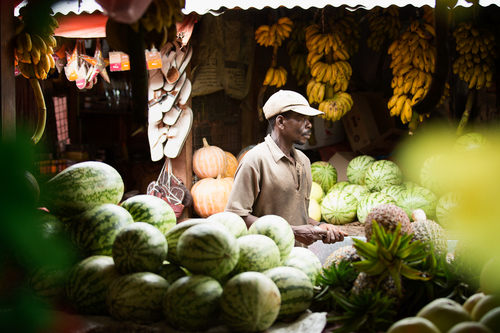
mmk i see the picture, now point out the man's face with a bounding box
[282,112,313,145]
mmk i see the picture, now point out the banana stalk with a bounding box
[30,78,47,145]
[456,89,476,136]
[408,110,420,135]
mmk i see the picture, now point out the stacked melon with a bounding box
[191,138,235,218]
[34,167,318,331]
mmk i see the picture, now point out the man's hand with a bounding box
[291,224,348,246]
[316,223,348,244]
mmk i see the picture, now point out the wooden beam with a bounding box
[1,0,16,142]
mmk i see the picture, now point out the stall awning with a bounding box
[15,0,498,38]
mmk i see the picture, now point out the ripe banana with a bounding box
[263,67,275,85]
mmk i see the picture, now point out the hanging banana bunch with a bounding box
[452,21,496,91]
[287,20,310,86]
[129,0,184,49]
[304,9,354,123]
[452,21,496,135]
[421,5,435,25]
[387,19,450,126]
[14,2,58,145]
[256,17,294,89]
[325,6,361,58]
[366,5,402,53]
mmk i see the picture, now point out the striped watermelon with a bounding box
[364,160,403,192]
[177,223,239,279]
[164,218,209,265]
[342,184,371,203]
[220,271,281,333]
[35,209,64,240]
[320,191,359,225]
[357,192,396,223]
[436,191,463,228]
[156,262,187,284]
[248,215,295,261]
[207,211,248,238]
[311,161,338,193]
[106,272,170,323]
[24,265,68,300]
[327,181,351,195]
[397,186,438,221]
[283,247,322,286]
[163,275,223,331]
[120,195,176,234]
[453,132,491,153]
[347,155,376,185]
[63,255,121,315]
[40,161,124,218]
[112,222,168,274]
[420,154,447,197]
[233,234,281,274]
[68,203,134,258]
[380,185,405,201]
[263,266,314,320]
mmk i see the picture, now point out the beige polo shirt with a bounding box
[225,134,312,227]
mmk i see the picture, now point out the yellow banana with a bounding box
[323,63,333,83]
[15,33,24,54]
[401,98,413,124]
[31,34,47,54]
[403,79,413,94]
[316,83,326,103]
[309,82,322,104]
[316,63,328,82]
[423,23,435,37]
[476,71,486,90]
[387,94,400,109]
[306,78,317,96]
[23,32,32,52]
[330,63,339,85]
[310,61,324,78]
[468,74,477,89]
[411,87,425,105]
[394,94,407,116]
[263,67,275,85]
[388,39,399,55]
[397,64,413,76]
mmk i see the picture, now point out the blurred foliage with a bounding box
[0,135,75,332]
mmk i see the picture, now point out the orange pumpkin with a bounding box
[191,175,234,218]
[237,144,256,164]
[222,151,238,178]
[193,138,227,179]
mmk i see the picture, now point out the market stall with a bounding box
[2,0,500,332]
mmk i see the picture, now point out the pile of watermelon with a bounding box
[312,132,494,226]
[27,161,322,331]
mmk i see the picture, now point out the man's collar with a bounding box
[265,134,296,163]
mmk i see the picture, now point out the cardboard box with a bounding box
[342,92,407,157]
[328,151,359,182]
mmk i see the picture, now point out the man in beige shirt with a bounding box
[225,90,347,246]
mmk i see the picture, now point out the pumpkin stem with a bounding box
[202,137,210,147]
[216,174,222,180]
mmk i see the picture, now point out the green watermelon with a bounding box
[342,184,371,203]
[106,272,170,323]
[263,266,314,320]
[311,161,338,194]
[67,203,134,258]
[453,132,491,153]
[177,223,239,279]
[112,222,168,274]
[248,215,294,261]
[120,195,176,234]
[156,262,187,284]
[163,275,223,331]
[63,255,121,315]
[283,247,322,286]
[220,271,281,333]
[357,192,396,223]
[40,161,124,218]
[207,211,248,238]
[420,154,448,197]
[34,209,65,240]
[397,186,438,221]
[320,191,359,225]
[165,218,209,265]
[25,265,68,300]
[327,181,351,194]
[347,155,376,185]
[380,185,405,201]
[436,191,463,227]
[364,160,403,192]
[233,234,281,274]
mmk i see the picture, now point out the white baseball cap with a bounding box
[263,90,324,120]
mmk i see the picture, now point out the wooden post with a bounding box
[1,0,16,142]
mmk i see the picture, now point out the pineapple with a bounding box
[364,204,412,241]
[411,209,448,257]
[351,272,400,299]
[323,245,360,269]
[352,221,432,300]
